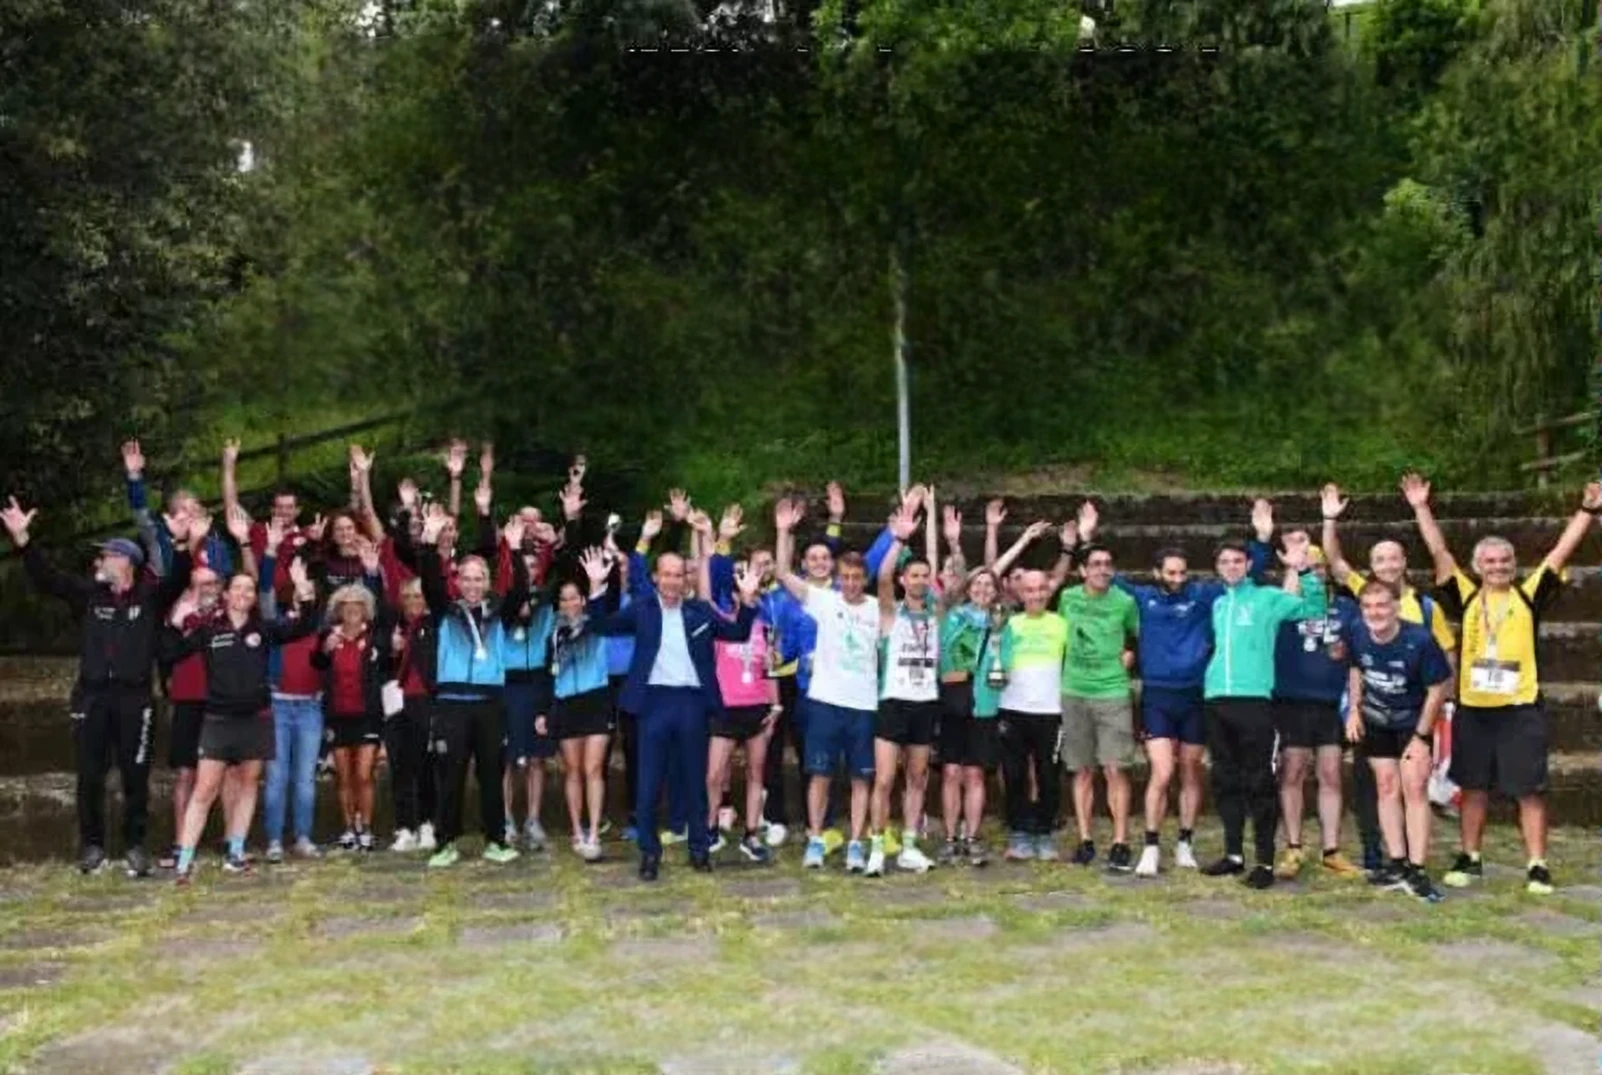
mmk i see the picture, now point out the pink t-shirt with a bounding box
[714,617,773,709]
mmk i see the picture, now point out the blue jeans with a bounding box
[263,696,323,844]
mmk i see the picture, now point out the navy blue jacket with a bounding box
[591,592,757,718]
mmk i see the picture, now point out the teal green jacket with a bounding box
[1203,573,1326,701]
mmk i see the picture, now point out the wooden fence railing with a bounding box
[1517,410,1594,487]
[0,409,420,563]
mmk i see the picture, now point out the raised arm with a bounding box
[225,505,258,582]
[711,562,762,640]
[416,504,453,617]
[221,437,242,518]
[497,516,531,623]
[350,444,385,541]
[1319,483,1354,588]
[1540,481,1602,576]
[1047,510,1086,593]
[6,499,92,611]
[265,557,321,644]
[688,509,715,608]
[121,440,165,577]
[878,509,917,631]
[983,499,1005,568]
[772,497,811,602]
[995,519,1050,581]
[923,486,940,569]
[1400,472,1456,585]
[443,439,467,520]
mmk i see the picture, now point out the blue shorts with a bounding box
[803,700,876,779]
[1141,685,1205,746]
[504,674,558,765]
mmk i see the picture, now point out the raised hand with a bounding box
[640,510,664,542]
[1059,519,1079,549]
[357,536,381,573]
[1582,481,1602,512]
[773,498,803,533]
[1077,500,1099,540]
[474,481,493,517]
[1251,498,1274,540]
[718,504,745,542]
[569,454,586,487]
[579,546,610,588]
[687,508,714,535]
[225,504,252,545]
[1399,472,1431,509]
[349,443,375,473]
[1023,520,1051,543]
[288,555,313,595]
[1,497,37,545]
[420,504,449,545]
[305,513,328,543]
[530,520,557,546]
[502,513,527,551]
[443,440,468,479]
[324,626,345,653]
[666,488,691,522]
[560,482,585,521]
[479,442,495,480]
[398,478,419,510]
[901,484,927,517]
[187,510,212,551]
[888,506,919,542]
[942,505,962,548]
[1321,483,1349,520]
[826,481,845,521]
[985,498,1007,528]
[266,517,285,553]
[121,439,145,478]
[734,561,762,603]
[222,438,241,467]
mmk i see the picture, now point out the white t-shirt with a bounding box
[880,605,939,703]
[803,586,882,713]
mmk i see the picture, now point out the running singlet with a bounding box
[715,617,772,708]
[1436,566,1562,708]
[880,604,939,703]
[802,586,882,712]
[1057,585,1138,699]
[998,612,1067,715]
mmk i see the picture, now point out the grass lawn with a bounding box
[0,821,1595,1075]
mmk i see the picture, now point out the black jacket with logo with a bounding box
[25,545,192,697]
[159,599,319,718]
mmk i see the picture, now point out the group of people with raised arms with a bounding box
[4,440,1594,895]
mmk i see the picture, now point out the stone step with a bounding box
[836,516,1601,571]
[810,490,1563,528]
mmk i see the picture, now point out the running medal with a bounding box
[513,626,526,642]
[1303,635,1317,653]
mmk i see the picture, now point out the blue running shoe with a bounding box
[622,824,640,844]
[1004,831,1035,861]
[803,836,826,869]
[846,839,867,873]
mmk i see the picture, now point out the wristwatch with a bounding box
[1412,729,1432,745]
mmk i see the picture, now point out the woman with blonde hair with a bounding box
[312,579,392,851]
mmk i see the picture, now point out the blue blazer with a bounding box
[591,593,756,718]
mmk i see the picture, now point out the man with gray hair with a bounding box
[1405,473,1601,895]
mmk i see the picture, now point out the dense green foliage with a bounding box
[3,0,1598,526]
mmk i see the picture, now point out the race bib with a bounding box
[1469,659,1519,697]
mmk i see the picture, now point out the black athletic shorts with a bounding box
[197,714,274,765]
[1449,703,1548,799]
[876,698,940,747]
[552,687,616,741]
[1273,698,1342,750]
[1359,725,1417,761]
[936,682,998,769]
[710,703,770,742]
[168,700,205,770]
[325,712,383,749]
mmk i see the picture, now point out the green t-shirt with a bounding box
[1057,584,1139,699]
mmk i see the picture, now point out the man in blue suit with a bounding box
[583,547,762,880]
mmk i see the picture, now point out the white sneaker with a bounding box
[265,840,285,864]
[865,835,886,877]
[1175,840,1199,870]
[503,820,519,848]
[717,806,737,832]
[579,837,603,863]
[390,829,418,853]
[1135,844,1161,878]
[896,841,933,874]
[764,822,788,849]
[417,823,437,852]
[524,819,548,852]
[292,837,321,859]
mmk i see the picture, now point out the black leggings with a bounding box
[606,675,639,824]
[761,676,802,825]
[1206,698,1279,865]
[385,696,437,833]
[432,697,506,846]
[1351,752,1380,850]
[998,711,1061,836]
